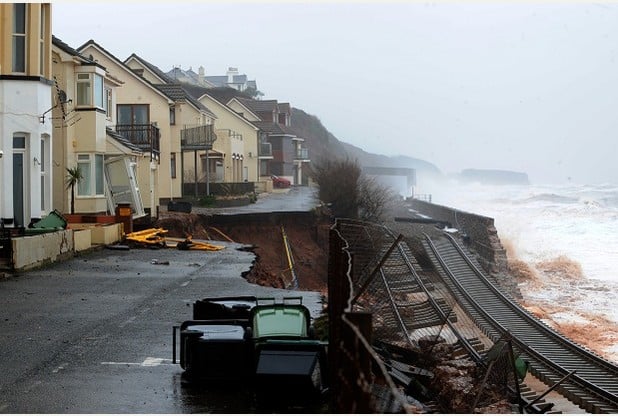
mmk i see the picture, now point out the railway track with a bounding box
[422,232,618,413]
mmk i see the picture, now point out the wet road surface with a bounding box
[0,242,323,413]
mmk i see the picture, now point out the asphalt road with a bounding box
[0,242,323,413]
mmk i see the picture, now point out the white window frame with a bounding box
[77,153,105,197]
[76,73,104,109]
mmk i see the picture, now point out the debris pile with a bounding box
[124,228,224,251]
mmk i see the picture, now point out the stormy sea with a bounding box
[429,181,618,364]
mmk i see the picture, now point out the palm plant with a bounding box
[65,166,83,214]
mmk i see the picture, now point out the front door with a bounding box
[12,136,27,227]
[104,156,145,218]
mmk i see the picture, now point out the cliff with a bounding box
[290,108,443,180]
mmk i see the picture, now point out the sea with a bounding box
[423,181,618,364]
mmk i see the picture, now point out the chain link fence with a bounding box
[328,218,525,413]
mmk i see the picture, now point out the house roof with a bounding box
[236,98,279,115]
[252,121,295,136]
[179,83,211,100]
[153,84,217,119]
[77,39,174,104]
[125,53,174,84]
[52,35,103,67]
[204,74,248,87]
[106,127,144,153]
[205,87,253,105]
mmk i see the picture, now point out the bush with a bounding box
[198,194,217,207]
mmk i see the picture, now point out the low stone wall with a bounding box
[12,230,74,270]
[407,199,519,298]
[10,223,123,271]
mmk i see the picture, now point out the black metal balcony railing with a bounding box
[295,147,309,160]
[181,124,217,150]
[260,142,272,157]
[114,124,160,159]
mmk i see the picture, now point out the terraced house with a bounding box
[123,55,220,199]
[51,36,146,219]
[0,3,52,228]
[77,40,176,219]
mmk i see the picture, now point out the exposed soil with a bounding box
[155,211,331,294]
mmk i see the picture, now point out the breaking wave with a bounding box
[535,255,584,281]
[519,193,579,204]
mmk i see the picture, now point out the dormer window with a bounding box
[76,73,104,109]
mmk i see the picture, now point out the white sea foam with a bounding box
[426,180,618,362]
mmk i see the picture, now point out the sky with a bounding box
[52,1,618,185]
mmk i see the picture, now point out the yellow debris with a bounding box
[123,229,225,251]
[166,237,225,251]
[125,228,168,246]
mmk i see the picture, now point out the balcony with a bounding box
[181,124,217,150]
[259,142,272,158]
[295,147,309,161]
[114,124,160,160]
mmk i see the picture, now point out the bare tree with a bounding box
[358,175,396,222]
[311,157,395,222]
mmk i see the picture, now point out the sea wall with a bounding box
[407,199,520,298]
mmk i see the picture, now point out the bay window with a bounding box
[76,73,104,109]
[77,154,104,196]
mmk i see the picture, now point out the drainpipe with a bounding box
[206,150,210,196]
[150,161,156,218]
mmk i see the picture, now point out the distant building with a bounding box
[167,66,258,94]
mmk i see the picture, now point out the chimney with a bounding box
[198,66,205,85]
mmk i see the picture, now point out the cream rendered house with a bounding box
[51,36,145,218]
[123,54,218,201]
[78,40,176,218]
[183,88,262,189]
[0,3,52,227]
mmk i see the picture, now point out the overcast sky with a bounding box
[52,1,618,184]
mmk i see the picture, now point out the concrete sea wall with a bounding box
[406,199,520,298]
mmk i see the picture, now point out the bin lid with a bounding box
[252,305,310,339]
[31,209,67,229]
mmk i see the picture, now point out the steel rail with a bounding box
[424,233,618,413]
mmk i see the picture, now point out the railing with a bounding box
[181,124,217,150]
[413,194,432,203]
[295,147,309,160]
[113,124,160,159]
[259,142,272,157]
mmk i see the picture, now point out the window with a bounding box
[76,73,104,108]
[105,87,112,118]
[77,154,104,196]
[94,75,103,108]
[39,4,46,75]
[13,135,26,149]
[169,106,176,125]
[12,3,26,73]
[170,153,176,178]
[117,104,149,125]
